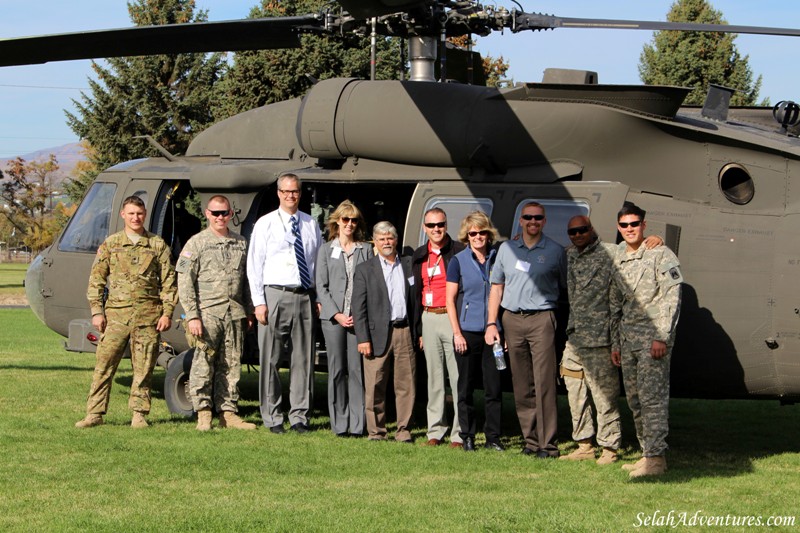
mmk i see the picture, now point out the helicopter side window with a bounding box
[418,197,494,245]
[58,182,117,253]
[150,180,204,260]
[510,199,590,248]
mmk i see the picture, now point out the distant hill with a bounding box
[0,142,85,187]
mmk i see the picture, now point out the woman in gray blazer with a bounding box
[316,200,373,436]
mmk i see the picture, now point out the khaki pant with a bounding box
[421,311,461,443]
[85,308,160,415]
[364,325,416,441]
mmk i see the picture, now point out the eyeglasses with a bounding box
[618,220,642,229]
[468,230,490,237]
[567,225,591,236]
[209,210,230,217]
[341,216,358,224]
[521,214,545,221]
[424,221,447,229]
[279,189,300,196]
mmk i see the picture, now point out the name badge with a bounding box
[427,265,441,277]
[407,276,415,286]
[285,232,296,245]
[425,292,434,306]
[331,247,342,259]
[515,260,531,273]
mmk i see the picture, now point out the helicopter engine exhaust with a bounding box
[296,78,540,172]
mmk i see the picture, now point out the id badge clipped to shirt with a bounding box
[425,291,434,306]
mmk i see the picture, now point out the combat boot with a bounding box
[196,409,212,431]
[559,439,595,461]
[596,447,618,465]
[131,411,149,429]
[75,414,103,428]
[219,411,256,430]
[629,456,667,478]
[621,457,645,472]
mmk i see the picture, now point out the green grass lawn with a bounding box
[0,262,27,297]
[0,307,798,532]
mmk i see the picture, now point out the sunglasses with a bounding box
[209,210,230,217]
[424,222,447,229]
[618,220,642,229]
[567,225,591,236]
[521,214,545,221]
[468,230,490,237]
[341,216,358,224]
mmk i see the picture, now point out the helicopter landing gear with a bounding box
[164,349,195,418]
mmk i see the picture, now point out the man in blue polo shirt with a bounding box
[485,202,566,458]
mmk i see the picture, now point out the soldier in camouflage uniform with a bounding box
[177,195,256,431]
[610,204,682,478]
[561,216,662,465]
[76,196,177,429]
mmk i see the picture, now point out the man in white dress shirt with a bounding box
[247,173,322,434]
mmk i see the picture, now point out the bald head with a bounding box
[567,215,595,251]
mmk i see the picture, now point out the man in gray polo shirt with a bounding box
[485,201,566,458]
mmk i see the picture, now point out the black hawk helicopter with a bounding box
[5,0,800,415]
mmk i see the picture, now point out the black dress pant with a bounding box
[456,330,503,442]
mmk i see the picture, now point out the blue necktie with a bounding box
[291,215,312,289]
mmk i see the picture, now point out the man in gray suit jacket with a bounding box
[352,221,416,442]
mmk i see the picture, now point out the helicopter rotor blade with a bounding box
[512,13,800,38]
[0,16,325,67]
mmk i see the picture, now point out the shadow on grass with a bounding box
[113,366,800,481]
[0,364,88,372]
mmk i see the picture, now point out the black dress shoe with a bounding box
[484,441,505,452]
[462,437,476,451]
[335,432,348,438]
[521,447,536,456]
[290,423,310,434]
[536,450,558,459]
[269,424,285,434]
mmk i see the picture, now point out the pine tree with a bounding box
[213,0,404,120]
[65,0,225,199]
[638,0,762,106]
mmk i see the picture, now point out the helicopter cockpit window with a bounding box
[58,182,117,253]
[719,164,755,205]
[419,197,494,245]
[511,199,590,248]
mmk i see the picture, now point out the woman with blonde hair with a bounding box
[316,200,372,436]
[445,211,504,451]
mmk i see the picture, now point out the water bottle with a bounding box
[492,341,506,370]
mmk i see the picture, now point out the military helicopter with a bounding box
[7,0,800,415]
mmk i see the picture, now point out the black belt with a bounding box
[267,285,312,295]
[391,319,409,328]
[508,309,549,316]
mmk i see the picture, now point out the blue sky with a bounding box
[0,0,798,158]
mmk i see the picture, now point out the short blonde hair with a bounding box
[326,200,366,241]
[457,211,499,244]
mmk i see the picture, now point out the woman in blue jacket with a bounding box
[445,211,504,451]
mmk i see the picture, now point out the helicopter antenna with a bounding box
[134,135,176,161]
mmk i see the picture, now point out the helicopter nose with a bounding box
[25,253,47,325]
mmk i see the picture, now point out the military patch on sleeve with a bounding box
[176,255,191,273]
[659,259,683,287]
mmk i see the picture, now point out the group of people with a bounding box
[74,173,682,478]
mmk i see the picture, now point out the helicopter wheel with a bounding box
[164,349,195,418]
